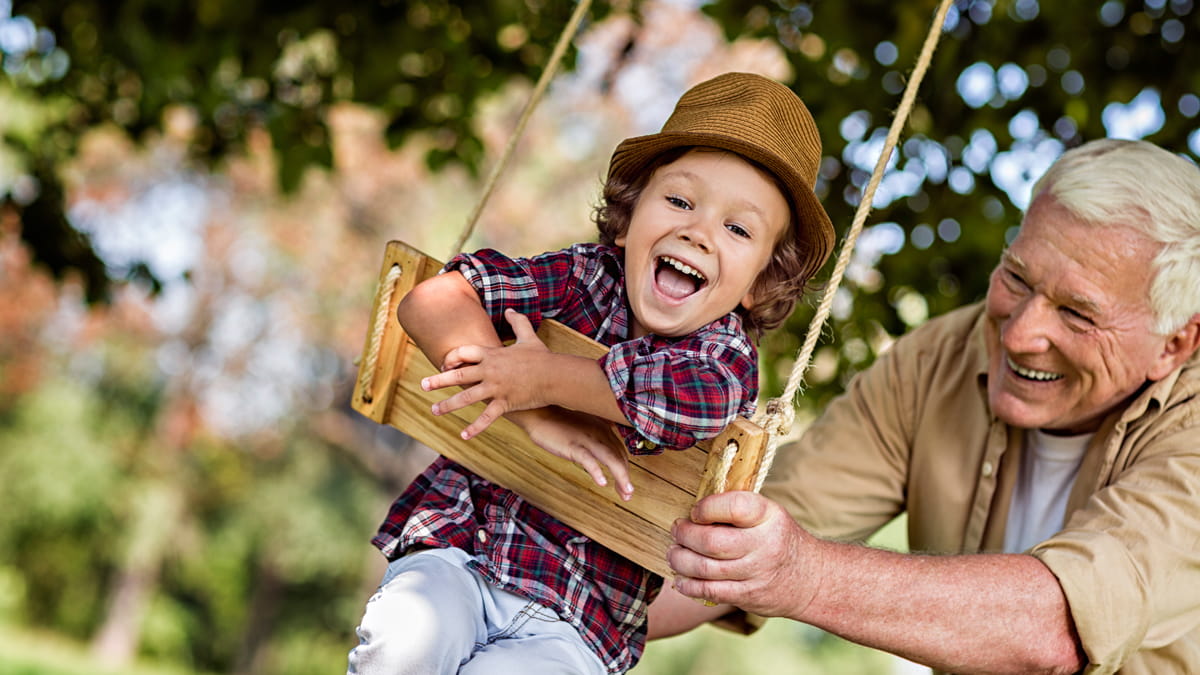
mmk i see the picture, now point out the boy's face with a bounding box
[617,148,789,338]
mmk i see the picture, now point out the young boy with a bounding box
[347,72,834,675]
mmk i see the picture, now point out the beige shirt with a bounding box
[762,302,1200,674]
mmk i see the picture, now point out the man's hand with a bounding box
[422,309,567,439]
[509,407,634,500]
[667,491,825,620]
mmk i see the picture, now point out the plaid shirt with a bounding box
[371,243,758,673]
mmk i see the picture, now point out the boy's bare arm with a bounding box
[395,271,503,366]
[428,308,629,434]
[397,271,633,496]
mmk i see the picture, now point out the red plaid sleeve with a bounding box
[602,316,758,453]
[445,246,620,340]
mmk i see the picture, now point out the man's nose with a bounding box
[1002,297,1053,354]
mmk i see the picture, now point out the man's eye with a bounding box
[666,195,691,209]
[1006,270,1028,288]
[1062,307,1095,326]
[726,223,750,238]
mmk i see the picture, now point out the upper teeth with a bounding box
[1008,356,1062,382]
[661,256,706,282]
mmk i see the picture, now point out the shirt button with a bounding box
[476,529,488,544]
[981,461,995,477]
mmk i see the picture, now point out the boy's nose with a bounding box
[677,222,713,253]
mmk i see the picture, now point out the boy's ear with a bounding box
[739,288,756,311]
[614,233,627,247]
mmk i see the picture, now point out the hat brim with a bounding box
[608,132,835,281]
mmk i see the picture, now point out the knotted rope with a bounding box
[750,0,954,491]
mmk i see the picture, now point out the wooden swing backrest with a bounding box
[351,240,767,577]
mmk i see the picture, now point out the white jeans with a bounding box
[347,547,608,675]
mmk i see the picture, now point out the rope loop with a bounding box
[359,263,404,403]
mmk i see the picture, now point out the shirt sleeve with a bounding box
[602,327,757,454]
[1029,423,1200,673]
[444,247,582,338]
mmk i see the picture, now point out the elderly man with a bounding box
[654,139,1200,674]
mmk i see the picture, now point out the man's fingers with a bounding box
[689,491,772,528]
[670,574,743,607]
[666,543,748,581]
[671,519,756,562]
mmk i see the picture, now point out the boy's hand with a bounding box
[423,309,560,439]
[509,408,634,500]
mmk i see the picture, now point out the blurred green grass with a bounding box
[0,624,215,675]
[0,519,914,674]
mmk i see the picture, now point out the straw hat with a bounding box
[607,71,834,280]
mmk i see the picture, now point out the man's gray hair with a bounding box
[1030,138,1200,335]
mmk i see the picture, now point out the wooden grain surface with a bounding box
[351,241,766,577]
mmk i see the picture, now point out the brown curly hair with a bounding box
[593,146,817,337]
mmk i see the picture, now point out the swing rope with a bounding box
[750,0,954,490]
[449,0,594,257]
[362,0,955,495]
[358,0,593,399]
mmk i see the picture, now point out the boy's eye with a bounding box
[666,195,691,210]
[725,222,751,238]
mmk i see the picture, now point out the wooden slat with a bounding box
[351,241,767,577]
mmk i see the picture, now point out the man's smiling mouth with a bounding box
[655,255,707,299]
[1007,356,1063,382]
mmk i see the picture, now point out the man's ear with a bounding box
[1149,314,1200,381]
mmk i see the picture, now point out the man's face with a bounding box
[617,148,789,338]
[984,195,1187,434]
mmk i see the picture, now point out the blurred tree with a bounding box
[0,2,1197,673]
[4,0,612,302]
[703,0,1200,406]
[4,0,1199,406]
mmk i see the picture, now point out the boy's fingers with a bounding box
[460,401,505,440]
[603,455,633,499]
[440,344,485,372]
[430,381,491,416]
[574,454,608,488]
[423,365,481,392]
[504,309,539,343]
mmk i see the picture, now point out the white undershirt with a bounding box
[1003,428,1094,554]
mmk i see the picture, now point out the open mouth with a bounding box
[655,255,707,299]
[1007,356,1063,382]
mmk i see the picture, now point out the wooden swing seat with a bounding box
[351,240,767,578]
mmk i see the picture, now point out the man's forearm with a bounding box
[799,541,1083,674]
